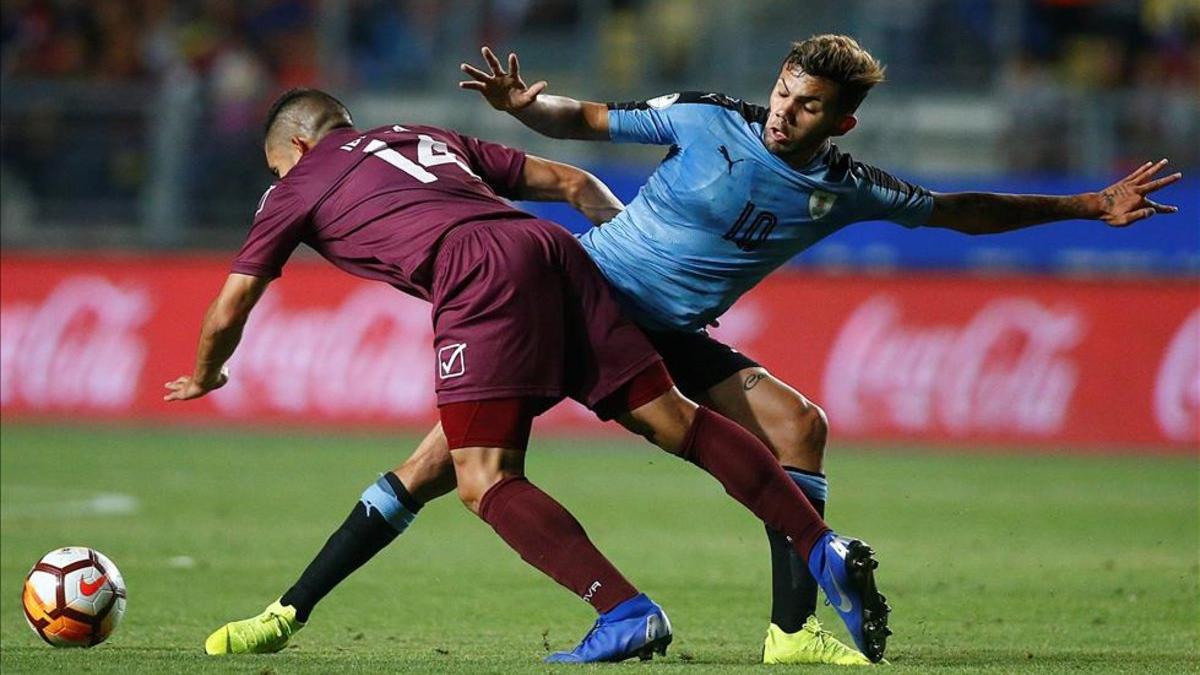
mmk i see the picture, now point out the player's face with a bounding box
[764,66,855,158]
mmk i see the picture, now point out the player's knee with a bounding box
[776,398,828,466]
[619,389,698,455]
[453,471,493,514]
[450,448,519,515]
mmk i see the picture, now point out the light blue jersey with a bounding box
[578,91,934,332]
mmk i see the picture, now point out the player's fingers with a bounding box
[508,52,519,77]
[1120,161,1154,183]
[525,80,547,98]
[1134,159,1172,185]
[1125,159,1164,183]
[1120,207,1156,226]
[1135,172,1182,194]
[459,81,487,92]
[1148,200,1178,214]
[460,63,491,82]
[482,46,504,74]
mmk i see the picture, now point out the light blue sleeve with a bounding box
[606,93,714,146]
[848,162,935,228]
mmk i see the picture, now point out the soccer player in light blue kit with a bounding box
[450,35,1177,664]
[207,35,1180,665]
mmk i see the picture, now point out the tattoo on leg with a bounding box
[743,372,767,390]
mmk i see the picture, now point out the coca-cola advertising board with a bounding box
[2,254,1196,451]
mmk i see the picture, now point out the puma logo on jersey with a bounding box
[582,581,602,604]
[718,145,744,174]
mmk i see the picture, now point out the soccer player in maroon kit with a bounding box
[167,89,891,663]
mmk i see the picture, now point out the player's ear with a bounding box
[832,114,857,137]
[290,135,312,156]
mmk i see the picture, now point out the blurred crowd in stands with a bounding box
[1,0,1197,236]
[4,1,1196,89]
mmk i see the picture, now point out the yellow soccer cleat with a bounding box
[204,599,304,655]
[762,616,873,666]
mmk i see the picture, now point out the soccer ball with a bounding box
[22,547,127,647]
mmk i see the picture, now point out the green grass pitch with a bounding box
[1,422,1196,673]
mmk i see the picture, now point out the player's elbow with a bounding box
[559,169,595,205]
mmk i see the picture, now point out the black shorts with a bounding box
[643,328,760,402]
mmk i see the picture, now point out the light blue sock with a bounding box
[359,474,418,533]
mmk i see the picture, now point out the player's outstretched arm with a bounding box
[927,159,1181,234]
[517,155,623,224]
[164,273,271,402]
[459,46,609,141]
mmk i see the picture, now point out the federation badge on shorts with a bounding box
[438,343,467,379]
[808,190,837,220]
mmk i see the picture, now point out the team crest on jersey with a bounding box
[438,343,467,379]
[646,93,680,110]
[808,190,837,220]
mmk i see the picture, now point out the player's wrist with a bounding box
[1078,192,1105,220]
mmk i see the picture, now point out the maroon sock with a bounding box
[680,406,831,561]
[478,476,639,613]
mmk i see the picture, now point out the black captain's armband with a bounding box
[607,91,768,125]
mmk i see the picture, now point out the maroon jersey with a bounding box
[231,124,531,299]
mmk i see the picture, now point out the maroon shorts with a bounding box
[430,218,662,418]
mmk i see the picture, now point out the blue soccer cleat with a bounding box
[808,532,892,663]
[544,593,672,663]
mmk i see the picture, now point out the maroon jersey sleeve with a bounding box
[231,183,309,278]
[457,134,527,199]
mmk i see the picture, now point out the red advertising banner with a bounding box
[2,253,1197,451]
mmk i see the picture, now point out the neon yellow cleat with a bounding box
[762,616,873,666]
[204,600,304,655]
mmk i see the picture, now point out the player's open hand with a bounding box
[163,367,229,402]
[459,46,547,112]
[1095,159,1182,227]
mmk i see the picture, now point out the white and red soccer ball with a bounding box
[22,547,127,647]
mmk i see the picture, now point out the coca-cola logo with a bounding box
[823,296,1084,436]
[213,286,436,417]
[1,277,151,409]
[1154,309,1200,443]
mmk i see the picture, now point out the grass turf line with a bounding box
[1,423,1196,673]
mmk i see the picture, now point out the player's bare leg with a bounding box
[618,388,890,663]
[704,368,864,664]
[705,368,828,471]
[393,423,457,504]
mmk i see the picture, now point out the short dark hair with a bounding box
[263,88,353,144]
[784,34,885,113]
